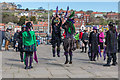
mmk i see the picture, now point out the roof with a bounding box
[85,25,92,27]
[84,15,90,17]
[92,12,103,14]
[15,26,21,28]
[0,23,5,26]
[107,13,118,16]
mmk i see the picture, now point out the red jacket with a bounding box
[62,31,66,38]
[79,32,83,39]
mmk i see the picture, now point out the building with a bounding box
[106,13,119,20]
[92,12,103,18]
[0,23,5,31]
[75,11,85,18]
[25,21,49,37]
[14,26,21,32]
[0,2,17,10]
[83,14,90,23]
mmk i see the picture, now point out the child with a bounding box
[15,41,18,52]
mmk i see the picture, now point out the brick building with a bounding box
[106,13,119,20]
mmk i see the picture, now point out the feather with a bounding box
[69,11,75,19]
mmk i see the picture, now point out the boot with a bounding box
[52,48,56,57]
[112,62,117,66]
[103,60,111,67]
[65,55,69,64]
[69,54,72,64]
[57,47,60,57]
[85,47,87,53]
[25,57,28,69]
[81,47,84,53]
[103,64,110,67]
[20,52,23,62]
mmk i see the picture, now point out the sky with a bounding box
[14,2,118,12]
[0,0,119,12]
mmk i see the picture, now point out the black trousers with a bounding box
[107,53,117,64]
[118,40,120,52]
[82,40,88,52]
[25,51,33,67]
[52,40,61,55]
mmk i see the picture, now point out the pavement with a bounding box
[1,45,118,78]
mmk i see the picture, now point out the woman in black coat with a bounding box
[89,26,99,61]
[18,25,26,62]
[103,22,117,67]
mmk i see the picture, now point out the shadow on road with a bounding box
[82,61,104,66]
[75,58,90,61]
[5,63,24,69]
[46,63,63,67]
[7,58,21,62]
[38,58,57,61]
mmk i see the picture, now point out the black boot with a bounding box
[103,64,110,67]
[69,54,72,64]
[85,47,87,53]
[57,47,60,57]
[25,57,28,69]
[81,47,84,53]
[52,48,56,57]
[65,55,69,64]
[20,52,23,62]
[112,62,117,66]
[29,56,33,69]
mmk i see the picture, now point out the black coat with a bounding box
[51,17,62,43]
[105,29,117,53]
[18,31,23,52]
[89,31,99,53]
[14,32,19,41]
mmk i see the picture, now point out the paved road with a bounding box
[1,45,118,78]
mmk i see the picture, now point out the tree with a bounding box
[38,7,43,10]
[25,8,29,11]
[18,16,26,26]
[17,4,22,9]
[2,12,19,24]
[30,16,36,23]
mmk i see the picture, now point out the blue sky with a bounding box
[9,2,119,12]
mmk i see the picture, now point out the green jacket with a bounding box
[75,33,79,40]
[22,31,37,47]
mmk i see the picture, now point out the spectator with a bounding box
[81,30,89,53]
[103,22,117,67]
[75,32,80,49]
[18,25,26,62]
[5,28,11,51]
[98,29,104,53]
[79,29,83,49]
[13,30,20,50]
[118,30,120,52]
[0,30,3,50]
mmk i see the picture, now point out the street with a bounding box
[1,45,118,78]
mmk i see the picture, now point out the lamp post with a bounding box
[48,3,49,36]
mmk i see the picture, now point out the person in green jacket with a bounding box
[74,32,79,49]
[22,22,37,69]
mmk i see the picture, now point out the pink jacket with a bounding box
[99,32,104,43]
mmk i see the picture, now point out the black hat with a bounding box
[26,22,32,28]
[108,22,115,27]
